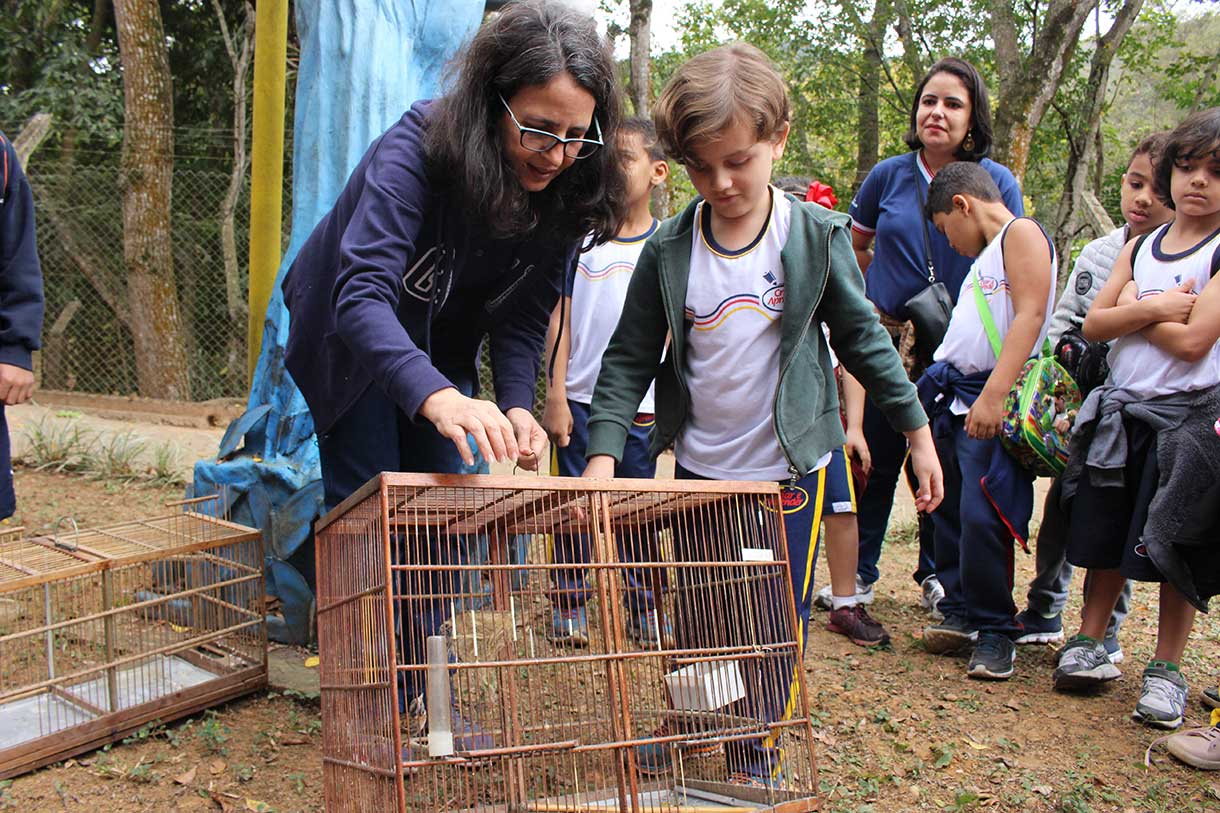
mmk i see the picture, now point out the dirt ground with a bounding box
[2,463,1218,812]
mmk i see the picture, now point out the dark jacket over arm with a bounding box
[0,135,44,370]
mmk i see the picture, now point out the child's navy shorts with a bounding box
[1066,417,1165,583]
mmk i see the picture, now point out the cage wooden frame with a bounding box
[0,496,267,779]
[316,473,821,813]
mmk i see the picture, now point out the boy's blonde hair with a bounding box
[653,42,789,164]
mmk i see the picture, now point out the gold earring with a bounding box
[962,131,976,152]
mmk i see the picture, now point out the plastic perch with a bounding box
[426,635,454,757]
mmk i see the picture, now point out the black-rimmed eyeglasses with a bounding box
[499,94,603,159]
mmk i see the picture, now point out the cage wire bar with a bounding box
[316,473,820,813]
[0,495,267,778]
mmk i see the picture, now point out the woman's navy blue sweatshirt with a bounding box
[283,101,574,435]
[0,134,44,371]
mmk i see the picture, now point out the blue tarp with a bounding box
[193,0,484,644]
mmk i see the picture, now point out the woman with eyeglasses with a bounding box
[284,0,624,507]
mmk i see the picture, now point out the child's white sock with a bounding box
[831,594,858,611]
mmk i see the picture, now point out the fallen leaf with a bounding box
[279,734,308,746]
[209,759,227,776]
[304,656,319,668]
[1004,701,1021,712]
[174,766,198,785]
[1032,785,1052,797]
[964,736,988,751]
[170,624,189,633]
[63,759,77,768]
[245,800,273,812]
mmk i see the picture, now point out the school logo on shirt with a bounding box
[978,274,1000,294]
[761,270,785,312]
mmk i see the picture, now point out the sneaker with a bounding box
[1014,609,1065,645]
[1203,686,1220,710]
[1159,725,1220,770]
[1102,633,1124,664]
[548,606,589,647]
[827,604,891,647]
[967,632,1015,680]
[1052,636,1121,692]
[634,722,721,775]
[920,575,945,619]
[922,615,978,655]
[813,575,874,611]
[627,608,675,649]
[1133,663,1189,730]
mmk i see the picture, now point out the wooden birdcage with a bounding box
[316,473,820,812]
[0,495,267,779]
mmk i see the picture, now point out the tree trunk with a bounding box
[113,0,192,399]
[213,0,255,396]
[1050,0,1144,286]
[989,0,1096,183]
[627,0,652,116]
[852,1,893,195]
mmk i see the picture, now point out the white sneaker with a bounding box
[920,575,945,620]
[813,575,874,611]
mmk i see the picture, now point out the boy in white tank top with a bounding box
[917,162,1055,682]
[1053,108,1220,735]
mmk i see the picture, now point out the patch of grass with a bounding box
[149,440,184,485]
[89,430,147,482]
[18,416,95,473]
[197,710,231,754]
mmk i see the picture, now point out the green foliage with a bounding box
[18,416,95,473]
[197,710,231,755]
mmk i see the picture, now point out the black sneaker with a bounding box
[922,614,978,655]
[1204,686,1220,710]
[1014,609,1065,645]
[967,633,1015,680]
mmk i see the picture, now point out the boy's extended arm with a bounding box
[541,296,574,447]
[584,238,669,467]
[0,142,44,405]
[1136,278,1220,362]
[840,370,871,474]
[966,219,1052,440]
[1082,240,1195,341]
[822,226,942,512]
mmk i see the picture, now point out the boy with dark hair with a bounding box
[0,133,45,519]
[1014,132,1173,655]
[917,161,1055,681]
[584,42,942,786]
[541,117,670,646]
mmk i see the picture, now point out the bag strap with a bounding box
[972,266,1004,360]
[912,152,936,284]
[972,223,1053,363]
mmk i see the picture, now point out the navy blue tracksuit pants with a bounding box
[929,416,1026,638]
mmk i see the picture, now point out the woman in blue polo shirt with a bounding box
[839,57,1022,616]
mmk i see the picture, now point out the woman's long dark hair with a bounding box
[425,0,626,245]
[903,57,994,162]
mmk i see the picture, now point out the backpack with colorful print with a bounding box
[973,267,1082,477]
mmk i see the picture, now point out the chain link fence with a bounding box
[26,145,285,402]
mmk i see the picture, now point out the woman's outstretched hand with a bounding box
[506,407,547,471]
[419,387,520,467]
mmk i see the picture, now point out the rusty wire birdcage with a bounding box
[0,495,267,778]
[316,473,820,812]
